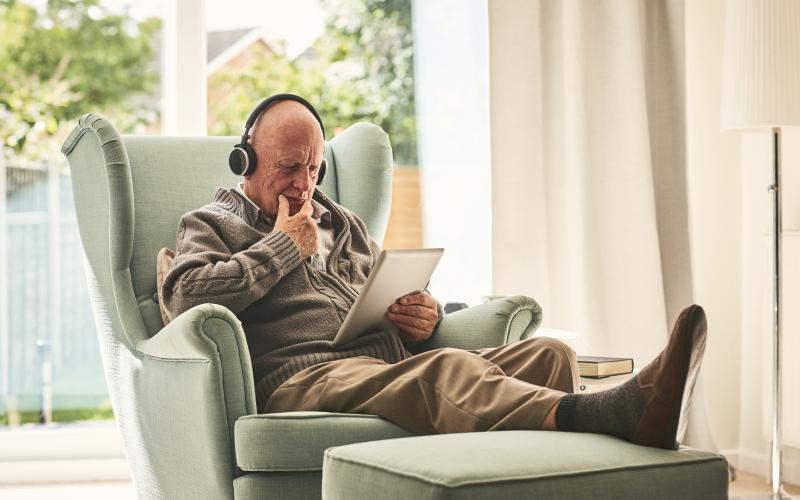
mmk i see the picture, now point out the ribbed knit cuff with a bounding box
[554,394,578,432]
[261,230,303,270]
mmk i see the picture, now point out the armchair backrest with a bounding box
[60,114,394,498]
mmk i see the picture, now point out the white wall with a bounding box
[688,0,800,482]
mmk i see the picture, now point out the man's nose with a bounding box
[292,167,313,191]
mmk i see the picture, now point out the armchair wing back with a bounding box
[60,114,394,499]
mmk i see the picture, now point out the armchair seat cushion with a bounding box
[322,431,729,500]
[234,412,413,472]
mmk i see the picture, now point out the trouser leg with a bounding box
[469,336,580,394]
[263,346,566,435]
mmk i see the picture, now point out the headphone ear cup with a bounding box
[229,145,258,176]
[243,145,258,175]
[317,158,327,185]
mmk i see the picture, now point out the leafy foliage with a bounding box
[0,0,160,164]
[321,0,417,164]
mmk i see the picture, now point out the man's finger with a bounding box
[277,195,289,219]
[298,198,314,217]
[398,291,428,306]
[389,304,437,321]
[388,314,428,336]
[397,324,430,342]
[387,311,433,330]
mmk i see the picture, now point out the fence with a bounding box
[0,157,109,422]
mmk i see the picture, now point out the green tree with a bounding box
[319,0,417,164]
[0,0,160,164]
[208,49,327,137]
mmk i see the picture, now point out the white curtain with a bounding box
[490,0,717,450]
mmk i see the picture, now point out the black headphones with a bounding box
[228,93,327,184]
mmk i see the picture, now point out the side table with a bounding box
[578,368,640,393]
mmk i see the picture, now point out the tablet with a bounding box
[332,248,444,347]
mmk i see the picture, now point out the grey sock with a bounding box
[554,377,645,440]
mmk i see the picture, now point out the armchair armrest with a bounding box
[134,303,257,482]
[414,295,542,352]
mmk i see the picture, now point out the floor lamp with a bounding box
[720,1,800,498]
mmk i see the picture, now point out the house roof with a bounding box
[206,27,278,76]
[207,28,255,63]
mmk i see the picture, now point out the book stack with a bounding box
[576,356,634,378]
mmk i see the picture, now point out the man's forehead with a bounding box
[273,148,324,165]
[253,124,324,158]
[253,101,321,136]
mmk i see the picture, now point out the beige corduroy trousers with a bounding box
[264,337,579,435]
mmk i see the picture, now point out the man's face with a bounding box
[244,103,325,218]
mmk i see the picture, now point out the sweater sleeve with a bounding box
[160,211,303,319]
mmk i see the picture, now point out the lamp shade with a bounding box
[720,0,800,131]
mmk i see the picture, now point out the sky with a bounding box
[205,0,325,58]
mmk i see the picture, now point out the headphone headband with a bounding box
[239,93,326,146]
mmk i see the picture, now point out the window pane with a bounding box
[6,167,48,213]
[413,0,490,305]
[1,0,164,427]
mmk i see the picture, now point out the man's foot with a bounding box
[554,304,708,450]
[629,304,707,448]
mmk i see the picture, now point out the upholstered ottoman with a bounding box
[322,431,728,499]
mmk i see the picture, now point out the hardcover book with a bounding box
[576,356,634,378]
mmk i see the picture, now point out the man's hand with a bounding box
[386,291,439,343]
[274,195,318,259]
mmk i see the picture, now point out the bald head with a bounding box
[249,100,323,154]
[242,99,326,219]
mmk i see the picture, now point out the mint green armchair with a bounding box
[61,114,542,500]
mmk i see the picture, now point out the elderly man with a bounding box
[161,94,706,449]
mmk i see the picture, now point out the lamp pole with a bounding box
[769,128,782,497]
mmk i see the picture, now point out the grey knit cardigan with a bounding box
[161,187,418,410]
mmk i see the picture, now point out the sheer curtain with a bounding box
[490,0,716,449]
